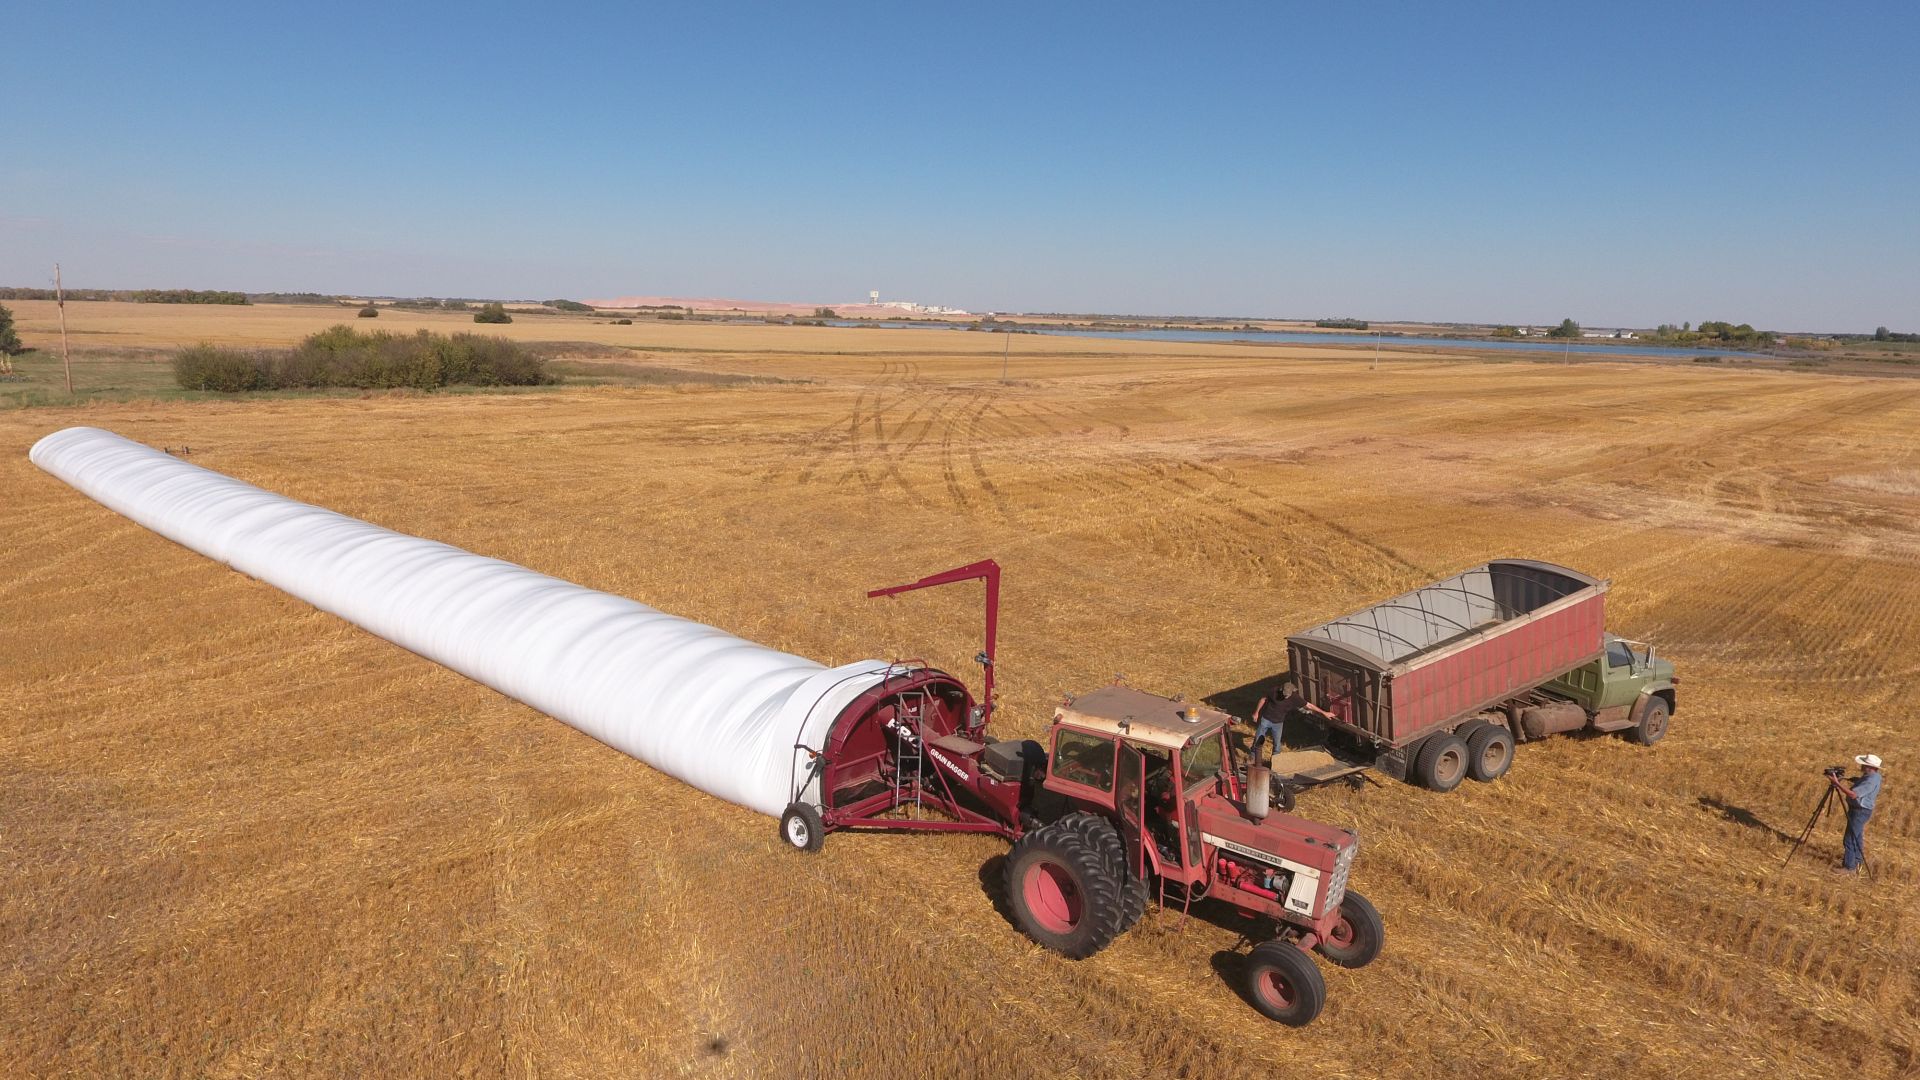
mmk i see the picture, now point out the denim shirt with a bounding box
[1852,771,1881,811]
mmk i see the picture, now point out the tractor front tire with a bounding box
[1413,732,1469,792]
[1243,941,1327,1026]
[1465,723,1515,782]
[778,802,825,853]
[1005,815,1128,959]
[1315,889,1385,969]
[1629,696,1671,746]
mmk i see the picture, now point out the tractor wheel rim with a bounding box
[1258,968,1295,1009]
[1481,743,1507,773]
[1439,749,1464,783]
[1022,860,1082,934]
[786,817,808,847]
[1329,917,1355,947]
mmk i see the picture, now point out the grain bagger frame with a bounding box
[776,560,1382,1026]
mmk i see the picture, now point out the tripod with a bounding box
[1781,779,1840,868]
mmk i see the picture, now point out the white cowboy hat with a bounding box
[1856,753,1883,769]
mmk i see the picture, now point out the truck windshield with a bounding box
[1182,733,1225,791]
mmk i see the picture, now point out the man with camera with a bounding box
[1828,753,1883,874]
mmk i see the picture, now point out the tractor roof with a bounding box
[1054,685,1229,751]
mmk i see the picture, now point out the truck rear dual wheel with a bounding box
[1005,814,1129,959]
[1464,723,1514,782]
[1413,733,1468,792]
[1243,941,1326,1026]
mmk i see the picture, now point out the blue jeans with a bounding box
[1251,717,1282,759]
[1843,805,1871,870]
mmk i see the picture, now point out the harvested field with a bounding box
[3,324,1918,1078]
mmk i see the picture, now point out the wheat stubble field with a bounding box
[3,319,1918,1078]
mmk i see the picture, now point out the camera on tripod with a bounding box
[1823,764,1847,779]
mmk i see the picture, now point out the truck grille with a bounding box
[1324,838,1356,914]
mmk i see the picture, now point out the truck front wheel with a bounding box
[1413,733,1468,792]
[1243,941,1327,1026]
[1629,696,1671,746]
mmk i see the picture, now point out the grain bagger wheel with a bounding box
[1314,889,1384,969]
[779,802,825,853]
[1413,732,1469,792]
[1005,814,1128,959]
[1629,696,1671,746]
[1465,723,1515,782]
[1243,941,1327,1026]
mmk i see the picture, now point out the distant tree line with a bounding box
[547,299,594,312]
[1316,318,1369,330]
[0,286,249,304]
[172,326,552,392]
[389,298,474,311]
[1649,320,1774,344]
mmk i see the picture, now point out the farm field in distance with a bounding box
[3,309,1918,1078]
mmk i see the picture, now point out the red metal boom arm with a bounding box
[867,559,1001,731]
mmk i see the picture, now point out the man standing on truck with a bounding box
[1829,753,1883,873]
[1249,679,1337,763]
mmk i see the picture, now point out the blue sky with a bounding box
[3,1,1915,330]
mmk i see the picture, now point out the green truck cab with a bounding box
[1537,635,1678,745]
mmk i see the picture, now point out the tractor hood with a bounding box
[1195,796,1354,876]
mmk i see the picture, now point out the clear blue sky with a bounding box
[4,1,1915,331]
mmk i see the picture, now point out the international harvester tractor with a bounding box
[775,561,1380,1025]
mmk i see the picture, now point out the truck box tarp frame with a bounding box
[1286,560,1608,746]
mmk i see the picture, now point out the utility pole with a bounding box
[1000,330,1010,383]
[55,263,72,395]
[1373,329,1380,371]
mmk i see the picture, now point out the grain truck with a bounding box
[1275,559,1677,793]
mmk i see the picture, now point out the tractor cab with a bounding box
[1045,685,1239,888]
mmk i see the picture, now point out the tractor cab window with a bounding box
[1181,732,1225,792]
[1050,729,1116,792]
[1606,639,1636,671]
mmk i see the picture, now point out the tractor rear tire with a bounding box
[1243,941,1326,1026]
[1315,889,1384,969]
[1465,723,1514,782]
[1413,732,1469,792]
[1005,815,1129,959]
[1629,696,1671,746]
[1056,812,1150,932]
[778,802,825,853]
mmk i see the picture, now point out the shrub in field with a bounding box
[171,327,552,392]
[474,302,513,324]
[357,304,379,318]
[0,304,24,355]
[173,344,271,391]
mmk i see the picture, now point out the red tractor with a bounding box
[776,561,1382,1025]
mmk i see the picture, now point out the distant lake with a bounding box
[830,321,1773,361]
